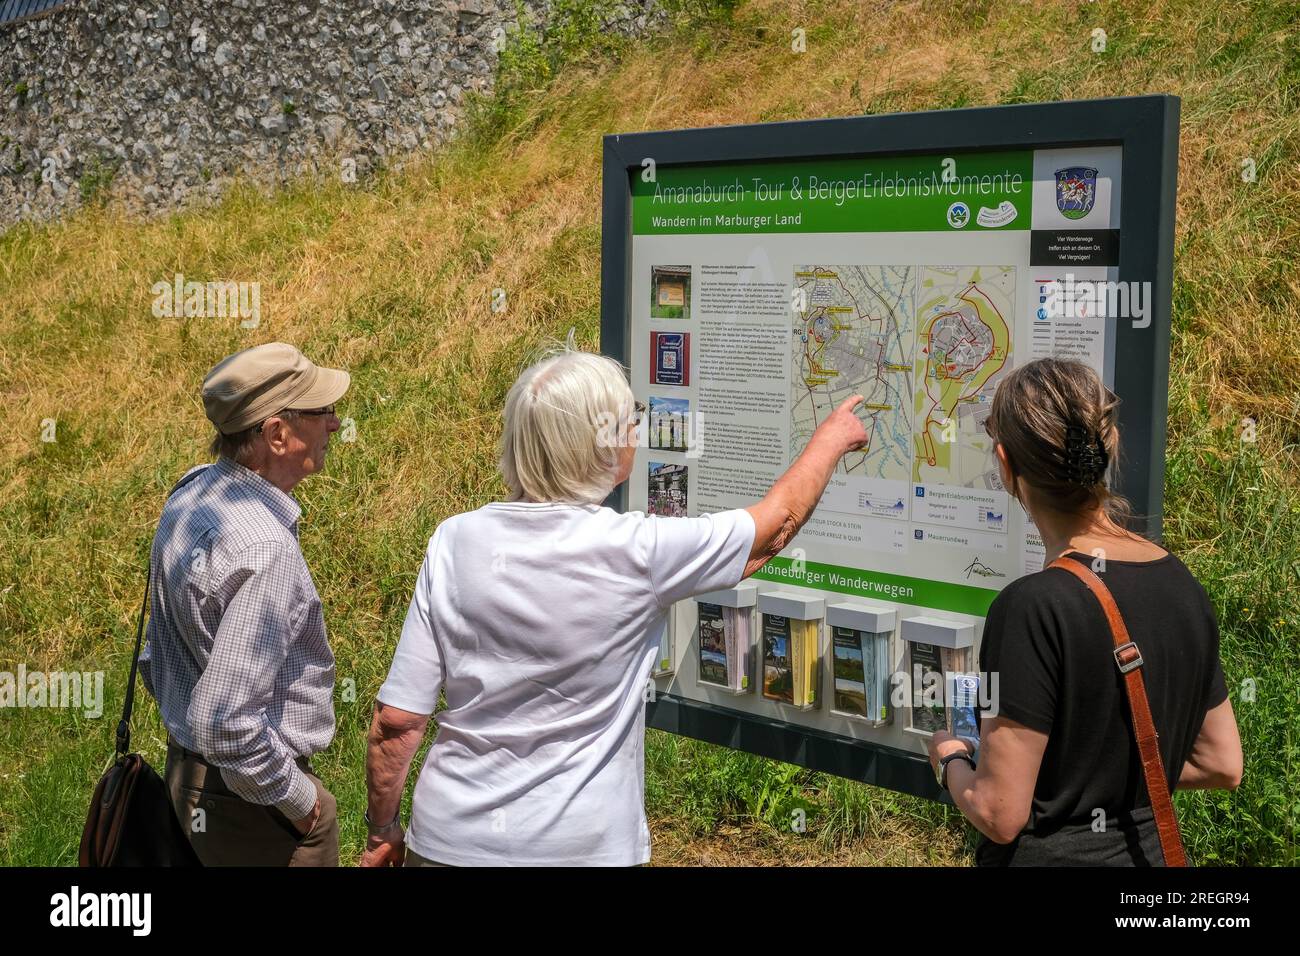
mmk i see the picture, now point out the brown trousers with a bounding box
[164,740,339,866]
[404,847,451,867]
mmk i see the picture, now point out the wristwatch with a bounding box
[937,751,976,791]
[364,809,402,839]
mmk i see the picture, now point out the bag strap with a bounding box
[1048,557,1187,866]
[116,464,212,758]
[115,561,150,757]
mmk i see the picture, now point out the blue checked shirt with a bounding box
[140,456,335,819]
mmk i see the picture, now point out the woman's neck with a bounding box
[1026,498,1154,565]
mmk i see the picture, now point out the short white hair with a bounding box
[499,343,634,505]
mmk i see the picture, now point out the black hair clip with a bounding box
[1064,424,1109,486]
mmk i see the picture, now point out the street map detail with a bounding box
[790,263,1014,524]
[791,265,915,484]
[913,266,1015,491]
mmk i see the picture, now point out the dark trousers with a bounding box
[404,847,451,867]
[164,739,339,866]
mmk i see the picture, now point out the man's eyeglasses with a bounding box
[631,400,646,426]
[258,405,337,433]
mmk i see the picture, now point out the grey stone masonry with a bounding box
[0,0,662,228]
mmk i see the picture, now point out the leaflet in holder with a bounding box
[900,616,976,738]
[760,592,824,711]
[826,603,896,726]
[650,611,677,678]
[694,582,759,694]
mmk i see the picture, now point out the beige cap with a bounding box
[202,343,350,435]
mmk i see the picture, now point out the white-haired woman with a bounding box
[360,345,867,866]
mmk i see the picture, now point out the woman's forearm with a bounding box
[744,396,866,575]
[770,433,844,532]
[743,438,843,576]
[930,721,1043,845]
[946,761,1010,843]
[365,703,429,824]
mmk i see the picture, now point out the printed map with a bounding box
[912,266,1015,489]
[791,265,915,482]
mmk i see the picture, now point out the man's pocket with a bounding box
[176,783,300,866]
[286,774,339,867]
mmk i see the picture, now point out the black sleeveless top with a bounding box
[975,550,1227,866]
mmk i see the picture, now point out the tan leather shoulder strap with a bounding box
[1048,556,1187,867]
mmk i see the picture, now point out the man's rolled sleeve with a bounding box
[188,540,318,820]
[275,766,320,822]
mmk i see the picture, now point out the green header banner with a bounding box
[632,150,1033,235]
[751,556,999,617]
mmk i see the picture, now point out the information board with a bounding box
[600,96,1179,799]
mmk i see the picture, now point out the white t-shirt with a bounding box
[377,501,756,866]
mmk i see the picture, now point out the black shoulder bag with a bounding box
[80,464,208,867]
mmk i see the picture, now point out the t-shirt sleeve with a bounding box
[978,578,1062,735]
[1198,586,1229,711]
[376,538,445,716]
[642,508,757,608]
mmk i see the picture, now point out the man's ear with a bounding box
[261,417,289,457]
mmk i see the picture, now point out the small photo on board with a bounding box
[650,331,690,387]
[647,461,688,517]
[648,395,690,453]
[650,264,691,319]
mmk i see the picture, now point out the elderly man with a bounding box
[140,342,349,866]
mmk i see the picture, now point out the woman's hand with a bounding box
[364,702,431,867]
[926,729,975,773]
[359,829,407,868]
[813,394,870,456]
[742,396,870,577]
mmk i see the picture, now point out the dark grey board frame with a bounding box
[601,95,1180,799]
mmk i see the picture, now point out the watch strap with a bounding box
[364,809,401,837]
[939,751,975,790]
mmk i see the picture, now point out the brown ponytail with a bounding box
[984,358,1132,525]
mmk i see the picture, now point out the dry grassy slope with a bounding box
[0,0,1296,864]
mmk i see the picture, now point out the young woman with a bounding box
[927,358,1242,865]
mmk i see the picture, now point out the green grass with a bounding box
[1,0,1297,865]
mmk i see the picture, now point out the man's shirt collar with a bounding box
[211,455,303,531]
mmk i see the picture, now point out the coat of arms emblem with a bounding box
[1054,166,1098,220]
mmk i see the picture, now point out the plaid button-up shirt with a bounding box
[140,456,335,819]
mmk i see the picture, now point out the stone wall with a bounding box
[0,0,661,228]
